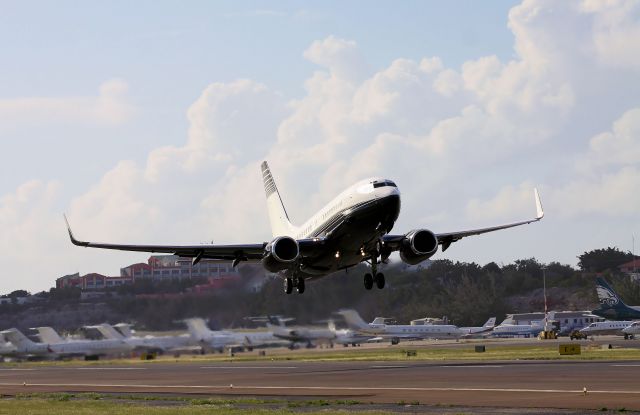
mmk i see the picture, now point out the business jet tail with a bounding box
[483,317,496,329]
[1,328,37,348]
[261,161,296,237]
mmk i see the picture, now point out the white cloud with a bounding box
[2,0,640,293]
[0,79,135,127]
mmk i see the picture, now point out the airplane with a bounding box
[86,323,197,355]
[0,329,51,359]
[459,317,496,337]
[491,320,544,338]
[30,326,133,357]
[338,309,463,344]
[621,322,639,339]
[64,161,544,295]
[592,278,640,320]
[1,328,130,360]
[266,317,356,348]
[184,318,284,352]
[580,320,637,339]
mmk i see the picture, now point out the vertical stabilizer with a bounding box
[338,310,370,330]
[184,318,213,340]
[596,278,627,308]
[1,328,36,348]
[88,324,125,340]
[32,327,64,344]
[483,317,496,328]
[261,161,296,237]
[114,323,134,338]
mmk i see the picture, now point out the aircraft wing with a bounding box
[64,215,266,262]
[383,188,543,252]
[64,216,327,263]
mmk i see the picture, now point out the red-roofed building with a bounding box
[619,259,640,274]
[619,258,640,281]
[56,255,241,291]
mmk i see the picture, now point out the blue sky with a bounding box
[1,0,639,293]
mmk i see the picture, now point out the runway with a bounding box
[1,360,639,411]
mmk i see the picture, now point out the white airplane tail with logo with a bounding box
[261,161,296,237]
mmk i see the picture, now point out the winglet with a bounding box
[534,188,544,220]
[63,214,87,247]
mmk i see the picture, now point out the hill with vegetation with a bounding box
[1,247,638,333]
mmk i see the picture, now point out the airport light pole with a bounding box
[542,266,548,332]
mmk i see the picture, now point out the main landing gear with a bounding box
[363,249,385,290]
[363,272,385,290]
[284,277,305,294]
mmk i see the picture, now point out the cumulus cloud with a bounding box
[2,0,640,293]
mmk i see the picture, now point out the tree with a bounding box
[577,247,634,272]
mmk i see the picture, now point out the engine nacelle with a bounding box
[399,229,438,265]
[262,236,300,272]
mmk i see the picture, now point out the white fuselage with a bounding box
[622,322,640,335]
[492,323,542,337]
[126,334,195,352]
[580,321,636,336]
[292,178,400,239]
[359,323,463,340]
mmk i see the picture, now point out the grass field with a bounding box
[4,342,640,367]
[0,342,640,367]
[0,394,391,415]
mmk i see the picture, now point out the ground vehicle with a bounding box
[569,330,587,340]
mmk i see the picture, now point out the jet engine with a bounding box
[399,229,438,265]
[262,236,300,272]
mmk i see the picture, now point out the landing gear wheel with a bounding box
[364,273,374,290]
[296,278,305,294]
[375,272,385,289]
[284,278,293,294]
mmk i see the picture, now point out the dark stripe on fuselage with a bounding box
[307,199,377,238]
[296,194,401,278]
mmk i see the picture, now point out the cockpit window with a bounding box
[373,180,397,188]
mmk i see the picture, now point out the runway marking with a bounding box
[369,365,408,369]
[2,382,640,395]
[441,365,504,368]
[611,364,640,367]
[200,366,297,370]
[74,367,147,371]
[0,368,36,371]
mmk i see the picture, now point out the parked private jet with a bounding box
[86,323,197,355]
[65,162,544,294]
[338,309,463,344]
[459,317,496,337]
[185,318,284,352]
[580,320,636,339]
[1,328,131,360]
